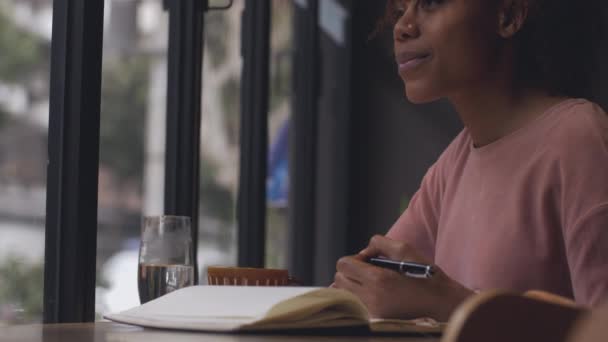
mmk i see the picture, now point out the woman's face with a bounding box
[393,0,502,103]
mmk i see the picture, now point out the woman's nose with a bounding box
[394,12,419,40]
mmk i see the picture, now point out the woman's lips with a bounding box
[397,54,431,74]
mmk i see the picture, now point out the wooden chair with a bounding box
[565,303,608,342]
[206,266,299,286]
[441,290,587,342]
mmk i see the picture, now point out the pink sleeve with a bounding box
[565,205,608,306]
[557,103,608,306]
[386,163,442,262]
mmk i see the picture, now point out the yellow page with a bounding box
[246,288,369,330]
[369,317,445,334]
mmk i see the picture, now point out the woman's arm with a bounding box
[385,162,444,262]
[334,141,463,319]
[563,204,608,306]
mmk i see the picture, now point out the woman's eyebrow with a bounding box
[402,0,420,10]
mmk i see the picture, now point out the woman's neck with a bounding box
[449,84,566,148]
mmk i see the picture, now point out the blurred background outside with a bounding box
[0,0,293,325]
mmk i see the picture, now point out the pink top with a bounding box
[387,99,608,306]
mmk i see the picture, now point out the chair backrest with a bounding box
[206,266,298,286]
[442,290,587,342]
[566,304,608,342]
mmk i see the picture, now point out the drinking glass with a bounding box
[138,215,195,304]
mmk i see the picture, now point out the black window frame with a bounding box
[288,0,320,286]
[43,0,314,322]
[237,0,271,268]
[44,0,105,323]
[162,0,206,284]
[43,0,211,323]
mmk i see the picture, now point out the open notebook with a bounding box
[104,286,443,334]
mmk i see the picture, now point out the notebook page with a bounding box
[105,286,323,330]
[369,317,444,334]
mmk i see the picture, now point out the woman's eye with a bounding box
[419,0,444,10]
[394,7,406,19]
[392,1,406,19]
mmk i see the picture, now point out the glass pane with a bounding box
[198,0,244,280]
[96,0,168,318]
[0,0,52,325]
[266,0,293,269]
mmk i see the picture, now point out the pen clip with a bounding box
[405,270,432,278]
[400,262,435,279]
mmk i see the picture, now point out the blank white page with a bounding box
[105,286,322,331]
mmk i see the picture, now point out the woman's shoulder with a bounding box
[437,129,472,163]
[427,128,472,181]
[546,98,608,156]
[552,98,608,129]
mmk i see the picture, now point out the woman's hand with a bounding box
[333,235,473,321]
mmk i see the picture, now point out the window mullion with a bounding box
[44,0,105,323]
[163,0,206,283]
[237,0,271,268]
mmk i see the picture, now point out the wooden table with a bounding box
[0,322,441,342]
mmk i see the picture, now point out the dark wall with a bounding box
[312,0,461,285]
[590,35,608,111]
[313,0,354,285]
[346,1,461,252]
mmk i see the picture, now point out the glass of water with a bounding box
[138,215,195,304]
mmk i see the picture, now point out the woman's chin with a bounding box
[404,85,441,104]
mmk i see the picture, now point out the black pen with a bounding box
[368,257,435,279]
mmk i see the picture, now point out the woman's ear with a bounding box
[497,0,529,38]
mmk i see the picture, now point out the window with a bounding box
[0,0,53,325]
[198,0,243,278]
[266,0,294,269]
[96,1,294,305]
[198,0,296,275]
[40,0,308,323]
[96,0,168,317]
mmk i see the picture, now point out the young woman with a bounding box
[333,0,608,322]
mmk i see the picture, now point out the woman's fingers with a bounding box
[333,270,363,290]
[356,235,399,259]
[367,235,407,259]
[358,247,374,258]
[337,255,393,285]
[364,235,426,263]
[336,256,365,277]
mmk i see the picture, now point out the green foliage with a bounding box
[0,108,7,129]
[204,11,229,68]
[271,1,292,31]
[0,257,43,323]
[265,207,288,269]
[200,156,234,223]
[200,155,236,250]
[268,1,293,116]
[0,10,47,82]
[220,77,240,145]
[269,56,291,114]
[0,256,110,325]
[100,57,150,186]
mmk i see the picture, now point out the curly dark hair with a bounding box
[378,0,606,99]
